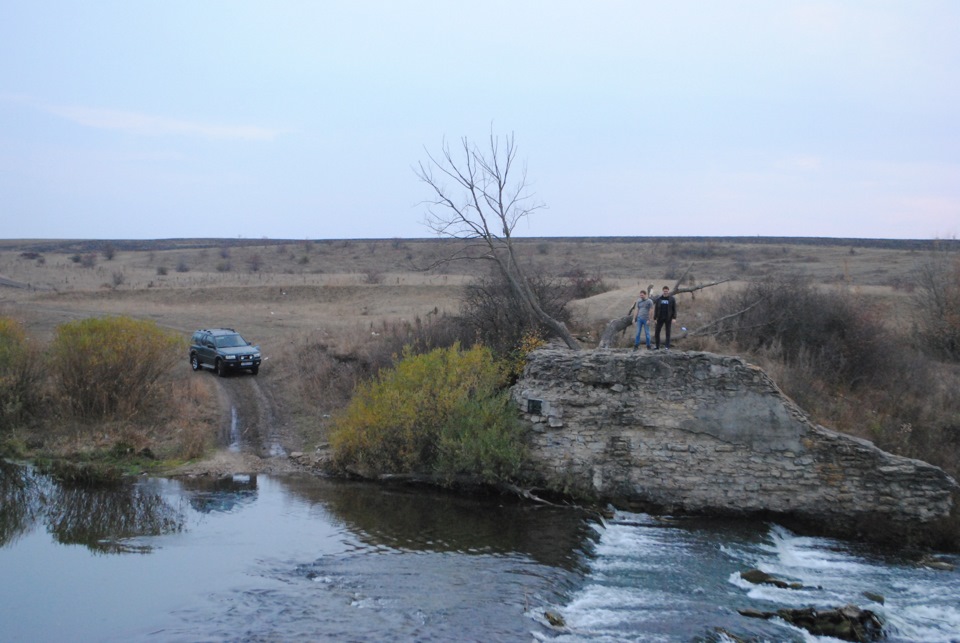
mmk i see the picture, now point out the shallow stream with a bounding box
[1,461,958,641]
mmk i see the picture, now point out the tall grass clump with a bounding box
[50,317,183,420]
[0,317,45,429]
[329,344,524,484]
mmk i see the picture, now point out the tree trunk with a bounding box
[598,315,634,348]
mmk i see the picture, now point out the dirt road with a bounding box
[170,368,306,477]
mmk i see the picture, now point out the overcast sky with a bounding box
[1,1,957,240]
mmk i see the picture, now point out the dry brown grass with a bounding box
[2,236,958,474]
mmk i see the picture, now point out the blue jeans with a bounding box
[635,319,650,348]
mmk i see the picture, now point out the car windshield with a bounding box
[215,334,247,348]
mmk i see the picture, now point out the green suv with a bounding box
[189,328,261,376]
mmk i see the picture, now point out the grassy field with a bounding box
[0,236,942,339]
[1,236,957,466]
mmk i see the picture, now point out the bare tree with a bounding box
[416,132,580,349]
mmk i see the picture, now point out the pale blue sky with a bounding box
[1,1,957,240]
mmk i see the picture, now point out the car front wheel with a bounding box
[215,359,227,377]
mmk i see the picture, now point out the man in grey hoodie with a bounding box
[633,290,654,349]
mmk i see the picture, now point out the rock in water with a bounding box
[739,604,884,642]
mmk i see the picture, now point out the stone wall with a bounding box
[512,349,958,541]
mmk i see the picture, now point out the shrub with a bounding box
[712,275,894,390]
[504,330,547,382]
[50,317,183,420]
[914,252,960,360]
[562,267,612,299]
[329,344,524,483]
[0,317,45,429]
[459,268,571,356]
[288,317,462,421]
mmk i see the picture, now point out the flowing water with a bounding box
[1,460,958,642]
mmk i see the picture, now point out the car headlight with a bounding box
[253,353,261,359]
[225,355,237,360]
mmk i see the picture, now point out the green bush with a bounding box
[0,317,44,429]
[329,344,524,483]
[50,317,183,420]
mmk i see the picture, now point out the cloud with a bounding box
[37,101,285,141]
[1,93,286,141]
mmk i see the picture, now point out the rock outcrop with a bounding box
[512,349,958,542]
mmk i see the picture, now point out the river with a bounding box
[1,461,958,642]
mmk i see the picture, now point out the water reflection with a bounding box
[0,461,45,547]
[178,473,258,514]
[278,476,598,571]
[0,461,183,554]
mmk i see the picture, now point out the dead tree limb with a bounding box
[686,297,767,337]
[598,282,653,348]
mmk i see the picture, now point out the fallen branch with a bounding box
[376,472,562,505]
[686,297,766,337]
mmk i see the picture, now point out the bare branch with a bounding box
[415,131,579,349]
[673,277,732,296]
[686,297,766,337]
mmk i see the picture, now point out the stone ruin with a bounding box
[513,349,958,543]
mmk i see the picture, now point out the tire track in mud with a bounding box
[200,370,304,475]
[210,373,285,458]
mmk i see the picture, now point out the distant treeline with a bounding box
[512,236,960,251]
[5,235,958,254]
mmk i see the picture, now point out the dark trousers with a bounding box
[655,318,672,348]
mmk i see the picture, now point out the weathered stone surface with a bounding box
[513,349,958,542]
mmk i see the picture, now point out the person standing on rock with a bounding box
[633,290,654,349]
[654,286,677,350]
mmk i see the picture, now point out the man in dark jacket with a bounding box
[653,286,677,350]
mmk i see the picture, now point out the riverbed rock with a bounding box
[544,610,565,627]
[740,568,804,589]
[738,604,884,642]
[862,590,885,604]
[919,554,956,571]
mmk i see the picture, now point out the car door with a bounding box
[199,332,216,366]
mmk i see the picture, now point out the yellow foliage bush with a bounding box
[50,316,183,420]
[505,330,547,381]
[329,343,525,483]
[0,317,44,429]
